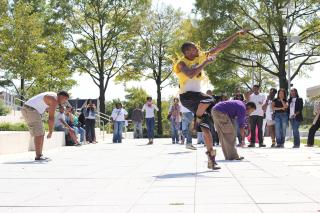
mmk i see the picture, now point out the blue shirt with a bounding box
[213,100,246,128]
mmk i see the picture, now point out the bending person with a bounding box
[173,29,248,170]
[21,91,69,161]
[212,101,256,160]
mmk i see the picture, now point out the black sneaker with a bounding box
[248,144,255,148]
[35,155,51,161]
[271,144,276,148]
[292,145,300,148]
[276,144,284,148]
[259,144,266,148]
[235,156,245,160]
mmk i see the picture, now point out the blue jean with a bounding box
[274,113,288,145]
[182,112,193,144]
[290,119,301,146]
[74,127,85,142]
[146,118,155,139]
[171,120,180,143]
[113,121,124,143]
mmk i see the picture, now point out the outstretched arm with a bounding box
[178,55,216,79]
[206,29,248,56]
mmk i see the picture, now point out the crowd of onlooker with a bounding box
[83,86,320,149]
[54,99,98,146]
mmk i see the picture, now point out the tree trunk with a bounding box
[20,78,25,106]
[278,71,288,93]
[99,84,106,115]
[156,82,163,137]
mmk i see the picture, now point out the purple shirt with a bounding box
[213,100,246,128]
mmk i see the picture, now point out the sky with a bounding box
[69,0,319,100]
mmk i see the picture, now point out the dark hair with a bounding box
[253,85,260,89]
[57,90,69,98]
[147,97,152,101]
[270,88,277,94]
[181,42,196,54]
[277,88,287,99]
[173,97,179,102]
[116,102,122,108]
[246,102,256,110]
[290,88,299,98]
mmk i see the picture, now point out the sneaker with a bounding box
[271,144,276,148]
[35,155,51,161]
[293,145,300,148]
[147,140,153,145]
[248,144,255,148]
[206,149,221,170]
[186,144,197,150]
[305,144,314,147]
[259,144,266,148]
[276,144,284,148]
[235,156,245,160]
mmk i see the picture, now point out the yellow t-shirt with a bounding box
[173,52,208,93]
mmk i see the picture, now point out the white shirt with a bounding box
[180,79,201,94]
[265,99,274,120]
[290,98,296,117]
[142,104,159,118]
[25,92,57,114]
[249,93,266,116]
[111,108,128,121]
[54,112,66,128]
[180,104,191,113]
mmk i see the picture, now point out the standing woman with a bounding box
[288,88,304,148]
[111,103,128,143]
[142,97,159,145]
[84,99,97,144]
[168,98,182,144]
[272,89,289,148]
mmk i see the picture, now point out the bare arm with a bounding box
[44,96,58,138]
[178,56,216,79]
[207,29,248,56]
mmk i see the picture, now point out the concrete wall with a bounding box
[0,131,65,155]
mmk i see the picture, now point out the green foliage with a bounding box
[0,100,10,116]
[124,87,148,118]
[68,0,151,113]
[195,0,320,90]
[0,122,28,131]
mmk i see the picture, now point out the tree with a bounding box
[118,5,183,136]
[67,0,150,115]
[195,0,320,91]
[124,87,148,118]
[0,0,75,99]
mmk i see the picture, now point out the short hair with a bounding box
[246,102,256,110]
[147,97,152,101]
[57,90,69,98]
[253,85,260,89]
[181,42,196,54]
[270,88,277,94]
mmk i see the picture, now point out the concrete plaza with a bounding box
[0,138,320,213]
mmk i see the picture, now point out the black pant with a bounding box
[307,116,320,146]
[85,119,96,142]
[249,115,264,145]
[209,119,219,145]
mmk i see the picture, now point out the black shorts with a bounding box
[180,91,215,131]
[179,91,215,114]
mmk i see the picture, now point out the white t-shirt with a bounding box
[180,79,201,94]
[290,98,296,117]
[111,108,128,121]
[25,92,57,114]
[249,93,266,116]
[54,112,66,128]
[265,100,274,120]
[142,104,159,118]
[180,104,191,113]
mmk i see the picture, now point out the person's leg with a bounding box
[175,122,180,143]
[274,114,282,145]
[185,112,193,145]
[281,114,288,146]
[133,122,138,139]
[146,118,151,140]
[268,122,276,146]
[307,117,320,146]
[257,116,265,146]
[118,121,124,143]
[235,121,242,145]
[113,121,119,143]
[91,120,96,142]
[137,122,143,138]
[79,127,85,142]
[170,120,176,143]
[291,119,300,147]
[34,135,45,158]
[150,118,155,140]
[196,103,210,118]
[69,128,79,145]
[249,116,257,145]
[85,119,90,142]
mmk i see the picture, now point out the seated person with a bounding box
[54,106,81,146]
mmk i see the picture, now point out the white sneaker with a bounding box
[186,144,197,150]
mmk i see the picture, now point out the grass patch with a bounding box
[300,139,320,147]
[0,122,28,131]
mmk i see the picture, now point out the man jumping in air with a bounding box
[173,29,248,170]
